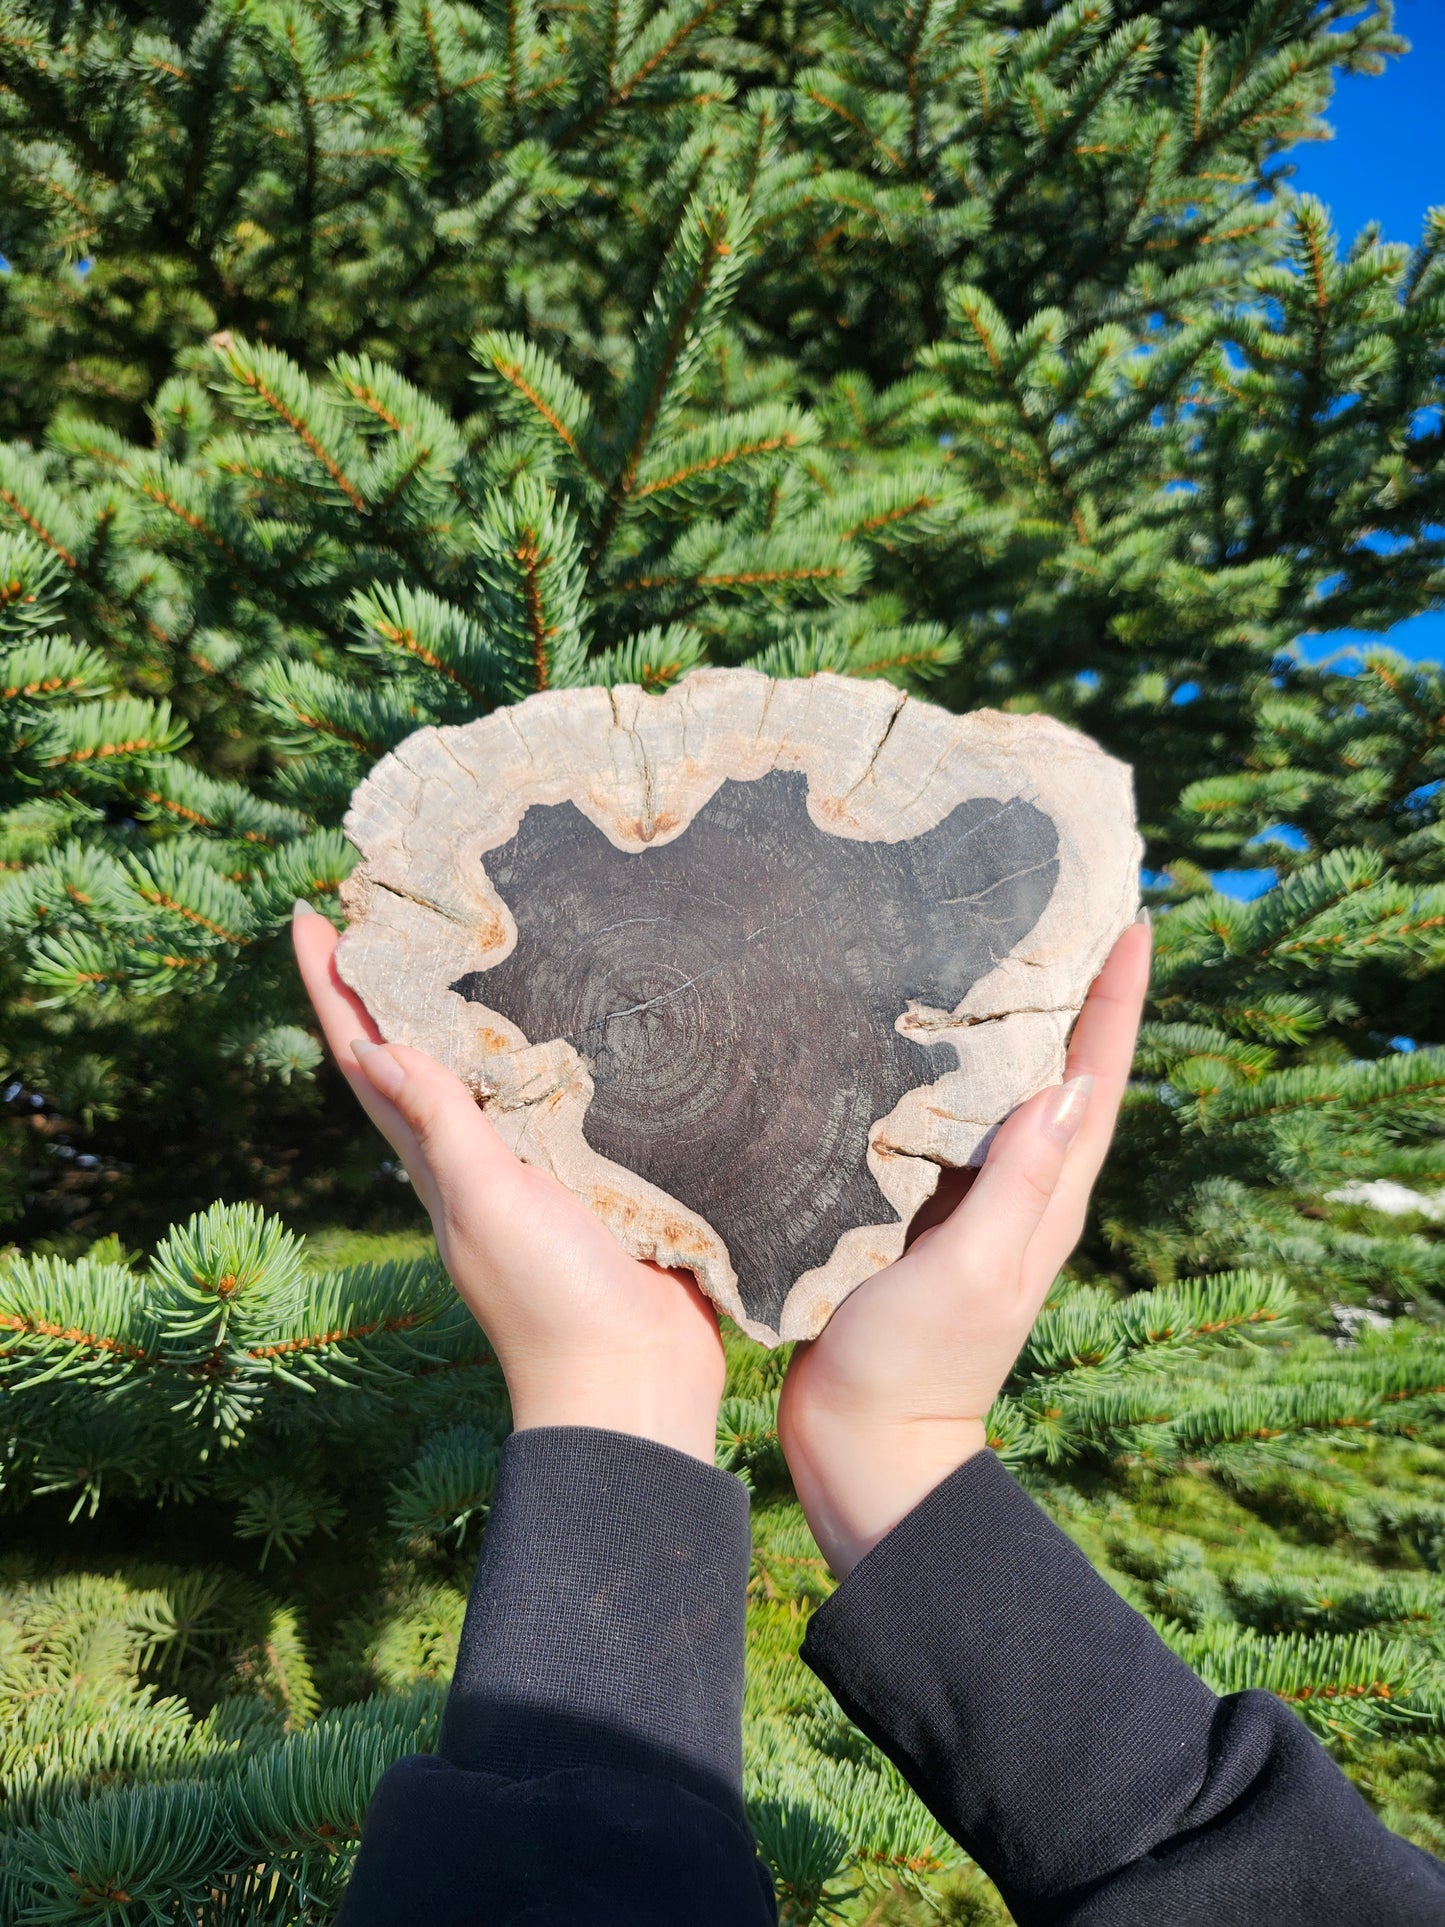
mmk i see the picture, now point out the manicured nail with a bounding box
[352,1037,403,1098]
[293,898,321,919]
[1136,906,1152,930]
[1043,1075,1093,1147]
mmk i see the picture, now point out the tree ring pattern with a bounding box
[451,769,1059,1329]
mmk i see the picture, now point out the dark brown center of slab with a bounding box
[450,769,1058,1329]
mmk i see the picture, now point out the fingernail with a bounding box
[293,898,321,919]
[1043,1075,1093,1146]
[1136,906,1152,930]
[352,1037,403,1098]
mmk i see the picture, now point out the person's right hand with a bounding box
[292,902,726,1464]
[777,921,1151,1578]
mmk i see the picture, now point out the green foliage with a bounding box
[9,1215,1445,1914]
[2,0,1444,1918]
[0,177,958,1223]
[1,2,1439,1246]
[0,1558,444,1919]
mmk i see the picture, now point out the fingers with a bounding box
[903,1163,978,1251]
[291,904,448,1207]
[352,1039,513,1193]
[902,919,1149,1305]
[292,901,381,1073]
[1064,918,1152,1105]
[291,902,414,1155]
[1025,918,1151,1277]
[915,1074,1093,1284]
[293,902,518,1215]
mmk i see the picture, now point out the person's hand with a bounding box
[291,902,725,1462]
[777,920,1152,1578]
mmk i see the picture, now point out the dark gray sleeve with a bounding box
[339,1426,776,1926]
[800,1449,1445,1927]
[439,1424,752,1816]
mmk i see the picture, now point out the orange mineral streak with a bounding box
[586,1184,715,1265]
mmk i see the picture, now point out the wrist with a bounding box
[508,1366,722,1465]
[783,1413,987,1579]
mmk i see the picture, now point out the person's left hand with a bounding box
[776,921,1151,1577]
[292,902,726,1462]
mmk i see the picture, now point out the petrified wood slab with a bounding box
[338,670,1141,1345]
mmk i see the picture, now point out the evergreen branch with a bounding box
[1170,1627,1440,1742]
[471,332,604,484]
[574,623,704,690]
[211,338,369,514]
[474,479,589,694]
[0,487,79,571]
[131,476,245,563]
[2,4,1444,1888]
[35,698,189,770]
[641,436,801,499]
[556,0,734,146]
[592,190,753,565]
[347,582,498,710]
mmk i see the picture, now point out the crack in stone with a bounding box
[501,706,536,765]
[372,876,463,923]
[936,855,1060,911]
[586,915,672,940]
[903,1003,1079,1033]
[576,907,810,1038]
[839,689,908,804]
[926,795,1029,861]
[895,734,957,819]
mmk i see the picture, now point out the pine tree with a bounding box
[0,210,957,1229]
[2,1,1444,1918]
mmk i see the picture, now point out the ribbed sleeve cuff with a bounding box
[439,1425,753,1819]
[800,1449,1219,1904]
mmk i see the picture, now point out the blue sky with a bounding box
[1287,1,1443,251]
[1285,0,1443,669]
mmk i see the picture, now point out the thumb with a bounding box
[918,1075,1094,1286]
[352,1040,514,1200]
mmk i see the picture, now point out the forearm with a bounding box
[801,1451,1444,1927]
[438,1425,750,1806]
[339,1427,775,1926]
